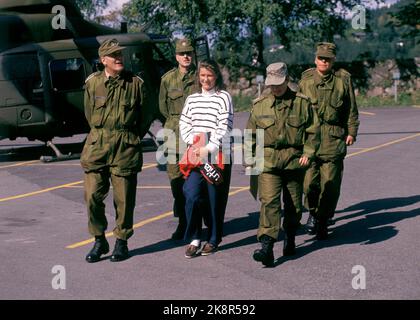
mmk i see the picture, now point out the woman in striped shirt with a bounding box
[179,59,234,258]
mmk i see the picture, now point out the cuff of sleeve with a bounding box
[348,128,358,138]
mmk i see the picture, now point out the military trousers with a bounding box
[304,158,344,221]
[257,170,304,241]
[84,169,137,240]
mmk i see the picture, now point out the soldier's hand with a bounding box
[346,135,355,146]
[299,155,310,167]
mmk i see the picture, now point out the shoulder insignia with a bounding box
[161,67,177,80]
[85,71,101,83]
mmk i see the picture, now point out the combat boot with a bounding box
[253,235,275,267]
[305,213,317,235]
[85,235,109,263]
[283,231,296,256]
[316,220,328,240]
[171,214,187,240]
[110,239,130,262]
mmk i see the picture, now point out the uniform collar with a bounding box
[271,88,294,109]
[314,69,333,86]
[104,70,125,88]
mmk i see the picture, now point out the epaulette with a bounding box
[301,68,316,79]
[296,92,310,101]
[252,94,268,105]
[161,67,177,80]
[134,74,144,83]
[85,71,101,83]
[335,68,351,80]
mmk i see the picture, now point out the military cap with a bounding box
[175,38,194,53]
[265,62,288,86]
[316,42,336,58]
[98,38,125,57]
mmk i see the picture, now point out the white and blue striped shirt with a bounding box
[180,89,234,153]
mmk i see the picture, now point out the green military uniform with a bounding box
[81,68,146,240]
[299,44,359,224]
[159,66,197,179]
[245,88,319,241]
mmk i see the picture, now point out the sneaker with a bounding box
[185,244,200,258]
[201,243,218,256]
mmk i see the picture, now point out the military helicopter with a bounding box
[0,0,209,161]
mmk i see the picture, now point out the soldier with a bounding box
[159,38,199,240]
[244,62,319,267]
[299,42,359,239]
[81,38,147,263]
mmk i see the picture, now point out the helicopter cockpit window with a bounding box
[49,58,86,91]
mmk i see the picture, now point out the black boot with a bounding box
[316,220,328,240]
[110,239,129,262]
[253,235,275,267]
[283,231,296,256]
[85,235,109,263]
[171,211,186,240]
[305,214,317,235]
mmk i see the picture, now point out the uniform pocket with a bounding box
[256,117,275,129]
[91,98,106,127]
[168,90,184,115]
[286,116,305,146]
[324,99,343,124]
[329,125,345,139]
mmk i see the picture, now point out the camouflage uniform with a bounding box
[81,68,146,241]
[299,42,359,228]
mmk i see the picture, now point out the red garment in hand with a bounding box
[179,133,224,182]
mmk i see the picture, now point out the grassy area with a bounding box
[356,92,419,108]
[232,94,253,112]
[232,91,419,112]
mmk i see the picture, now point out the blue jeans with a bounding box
[183,166,231,246]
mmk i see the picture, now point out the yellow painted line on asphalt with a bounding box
[360,111,376,116]
[0,160,39,169]
[66,186,250,249]
[0,163,158,203]
[0,180,84,203]
[346,132,420,158]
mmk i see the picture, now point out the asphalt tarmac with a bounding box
[0,107,419,300]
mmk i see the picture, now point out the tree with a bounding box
[75,0,109,21]
[389,0,419,42]
[122,0,365,79]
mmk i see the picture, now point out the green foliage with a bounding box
[75,0,108,21]
[232,94,253,112]
[122,0,364,80]
[356,92,420,108]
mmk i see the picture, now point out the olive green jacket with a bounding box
[244,88,320,172]
[158,66,197,154]
[298,68,359,161]
[80,70,146,176]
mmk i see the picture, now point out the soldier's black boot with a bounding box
[171,213,187,240]
[316,220,328,240]
[85,235,109,263]
[110,239,130,262]
[305,213,317,235]
[283,231,296,256]
[253,235,275,267]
